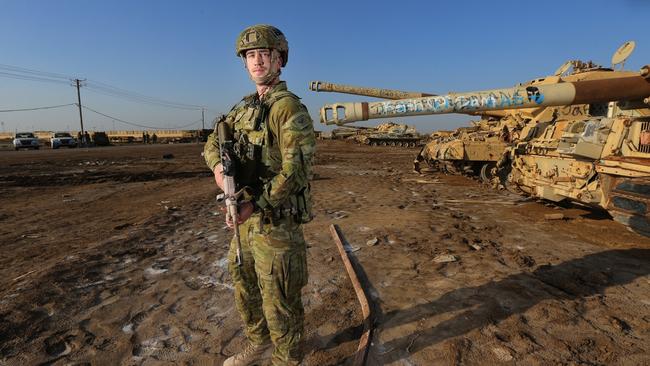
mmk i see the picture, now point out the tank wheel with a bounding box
[370,141,378,146]
[390,141,396,147]
[380,141,387,146]
[411,142,417,148]
[480,163,495,184]
[397,141,403,147]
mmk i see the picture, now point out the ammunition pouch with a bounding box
[234,141,262,162]
[260,186,313,226]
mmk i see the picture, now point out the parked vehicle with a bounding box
[50,132,77,149]
[13,132,40,150]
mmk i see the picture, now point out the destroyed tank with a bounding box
[330,126,369,140]
[318,55,650,235]
[414,58,635,178]
[353,122,421,147]
[414,44,642,179]
[314,43,644,181]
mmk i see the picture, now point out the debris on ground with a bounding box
[544,213,565,220]
[433,254,458,263]
[366,237,379,246]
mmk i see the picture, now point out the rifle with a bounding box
[216,121,243,266]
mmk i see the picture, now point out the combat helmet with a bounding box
[236,25,289,67]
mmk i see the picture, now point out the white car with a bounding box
[13,132,40,150]
[50,132,77,149]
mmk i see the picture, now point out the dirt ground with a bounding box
[0,140,649,366]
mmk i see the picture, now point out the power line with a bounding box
[0,63,206,111]
[0,64,73,80]
[0,63,220,130]
[84,83,204,110]
[0,103,75,112]
[0,71,71,86]
[81,104,203,130]
[86,79,205,109]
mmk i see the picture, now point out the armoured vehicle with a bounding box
[313,44,644,180]
[354,122,422,147]
[413,43,643,179]
[331,126,369,140]
[318,57,650,235]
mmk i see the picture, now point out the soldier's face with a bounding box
[245,48,281,83]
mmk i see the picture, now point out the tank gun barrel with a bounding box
[310,81,434,100]
[320,66,650,125]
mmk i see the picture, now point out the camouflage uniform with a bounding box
[204,81,315,365]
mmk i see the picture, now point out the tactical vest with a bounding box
[223,90,313,224]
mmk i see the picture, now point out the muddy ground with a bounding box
[0,140,649,366]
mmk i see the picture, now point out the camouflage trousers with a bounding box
[228,212,308,366]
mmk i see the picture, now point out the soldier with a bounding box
[203,24,315,366]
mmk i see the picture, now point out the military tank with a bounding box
[330,126,369,140]
[413,43,642,179]
[318,56,650,235]
[353,122,422,147]
[414,61,629,182]
[314,44,644,183]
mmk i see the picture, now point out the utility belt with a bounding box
[256,190,313,226]
[261,205,299,225]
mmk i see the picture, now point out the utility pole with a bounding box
[201,108,205,130]
[73,78,86,146]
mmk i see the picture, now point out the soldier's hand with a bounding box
[213,164,225,191]
[225,201,255,228]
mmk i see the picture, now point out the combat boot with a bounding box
[223,341,273,366]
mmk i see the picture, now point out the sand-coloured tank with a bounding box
[354,122,422,147]
[317,51,650,235]
[410,43,643,179]
[413,57,641,178]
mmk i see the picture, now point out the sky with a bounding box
[1,0,649,134]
